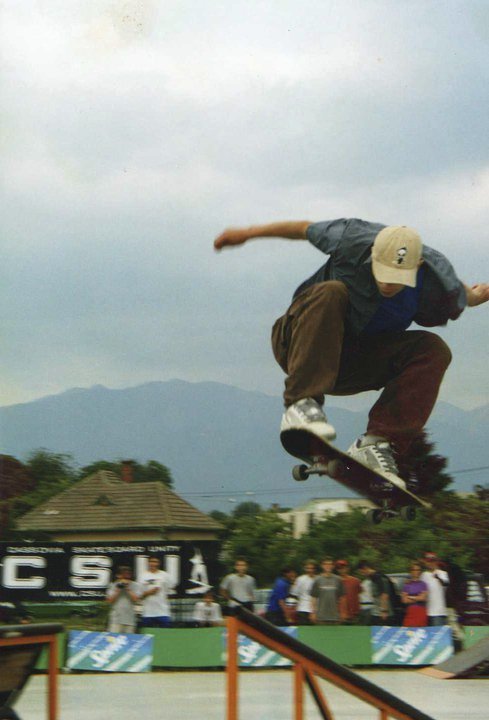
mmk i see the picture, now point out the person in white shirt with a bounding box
[106,565,140,634]
[193,591,224,627]
[359,577,375,625]
[291,560,317,624]
[140,556,174,628]
[420,551,449,626]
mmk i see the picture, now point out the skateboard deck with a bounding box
[281,428,431,523]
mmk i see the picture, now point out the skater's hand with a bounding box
[465,283,489,307]
[214,227,249,251]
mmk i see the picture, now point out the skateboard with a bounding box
[281,429,431,523]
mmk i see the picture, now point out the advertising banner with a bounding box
[0,541,221,601]
[222,627,298,667]
[371,625,453,665]
[67,631,153,672]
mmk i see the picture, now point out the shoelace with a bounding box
[370,442,399,475]
[299,403,324,422]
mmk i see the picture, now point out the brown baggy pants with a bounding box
[271,281,452,448]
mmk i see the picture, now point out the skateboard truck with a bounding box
[292,458,418,525]
[365,503,417,524]
[292,456,344,482]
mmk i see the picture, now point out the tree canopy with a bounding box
[215,489,489,584]
[78,459,173,487]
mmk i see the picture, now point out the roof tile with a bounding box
[17,471,222,532]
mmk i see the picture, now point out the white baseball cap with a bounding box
[372,226,423,288]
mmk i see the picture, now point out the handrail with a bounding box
[0,623,64,720]
[226,607,436,720]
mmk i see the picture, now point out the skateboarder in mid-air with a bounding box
[214,218,489,489]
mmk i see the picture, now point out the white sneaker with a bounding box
[347,435,406,490]
[280,398,336,441]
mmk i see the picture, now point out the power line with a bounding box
[452,465,489,475]
[182,463,489,499]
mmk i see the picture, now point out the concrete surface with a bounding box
[14,668,487,720]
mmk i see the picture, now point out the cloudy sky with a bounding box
[2,0,489,411]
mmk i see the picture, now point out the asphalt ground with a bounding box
[13,668,487,720]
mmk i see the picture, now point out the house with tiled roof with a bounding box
[16,470,223,542]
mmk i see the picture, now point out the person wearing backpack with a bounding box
[357,560,397,625]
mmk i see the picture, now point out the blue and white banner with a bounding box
[222,627,298,667]
[67,631,153,672]
[371,626,453,665]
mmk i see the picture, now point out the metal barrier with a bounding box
[226,607,436,720]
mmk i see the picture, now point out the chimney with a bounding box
[121,460,135,483]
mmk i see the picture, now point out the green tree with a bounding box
[397,431,453,495]
[12,449,77,519]
[137,460,173,487]
[78,460,119,476]
[290,491,489,578]
[0,455,35,538]
[231,501,262,519]
[424,494,489,577]
[209,509,233,537]
[78,459,173,488]
[209,509,230,525]
[223,509,295,585]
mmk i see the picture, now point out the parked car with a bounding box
[455,574,489,626]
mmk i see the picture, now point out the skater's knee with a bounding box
[420,332,452,368]
[314,280,349,305]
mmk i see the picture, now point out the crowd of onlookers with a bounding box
[0,552,453,632]
[219,552,450,628]
[104,551,451,632]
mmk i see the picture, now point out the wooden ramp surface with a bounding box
[420,636,489,679]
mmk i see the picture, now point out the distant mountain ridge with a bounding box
[1,380,487,512]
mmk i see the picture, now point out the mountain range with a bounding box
[1,380,487,512]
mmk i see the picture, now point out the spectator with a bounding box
[284,592,298,625]
[335,559,361,624]
[401,562,428,627]
[193,591,224,627]
[139,556,174,628]
[357,560,396,625]
[420,552,449,626]
[220,558,256,613]
[266,567,297,625]
[0,601,32,625]
[359,576,375,625]
[106,565,140,634]
[310,557,345,625]
[291,559,317,624]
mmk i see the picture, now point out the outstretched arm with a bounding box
[213,221,311,251]
[464,283,489,307]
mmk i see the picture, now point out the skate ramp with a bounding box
[420,636,489,679]
[228,606,437,720]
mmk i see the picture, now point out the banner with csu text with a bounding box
[0,541,221,601]
[67,631,153,672]
[371,626,453,665]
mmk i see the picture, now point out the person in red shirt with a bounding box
[335,559,361,624]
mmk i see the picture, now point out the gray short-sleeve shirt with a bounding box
[220,573,256,607]
[310,574,345,622]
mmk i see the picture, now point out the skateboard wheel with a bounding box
[327,459,345,479]
[400,505,417,521]
[292,464,309,482]
[366,509,383,525]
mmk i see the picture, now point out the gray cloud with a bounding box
[2,1,488,411]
